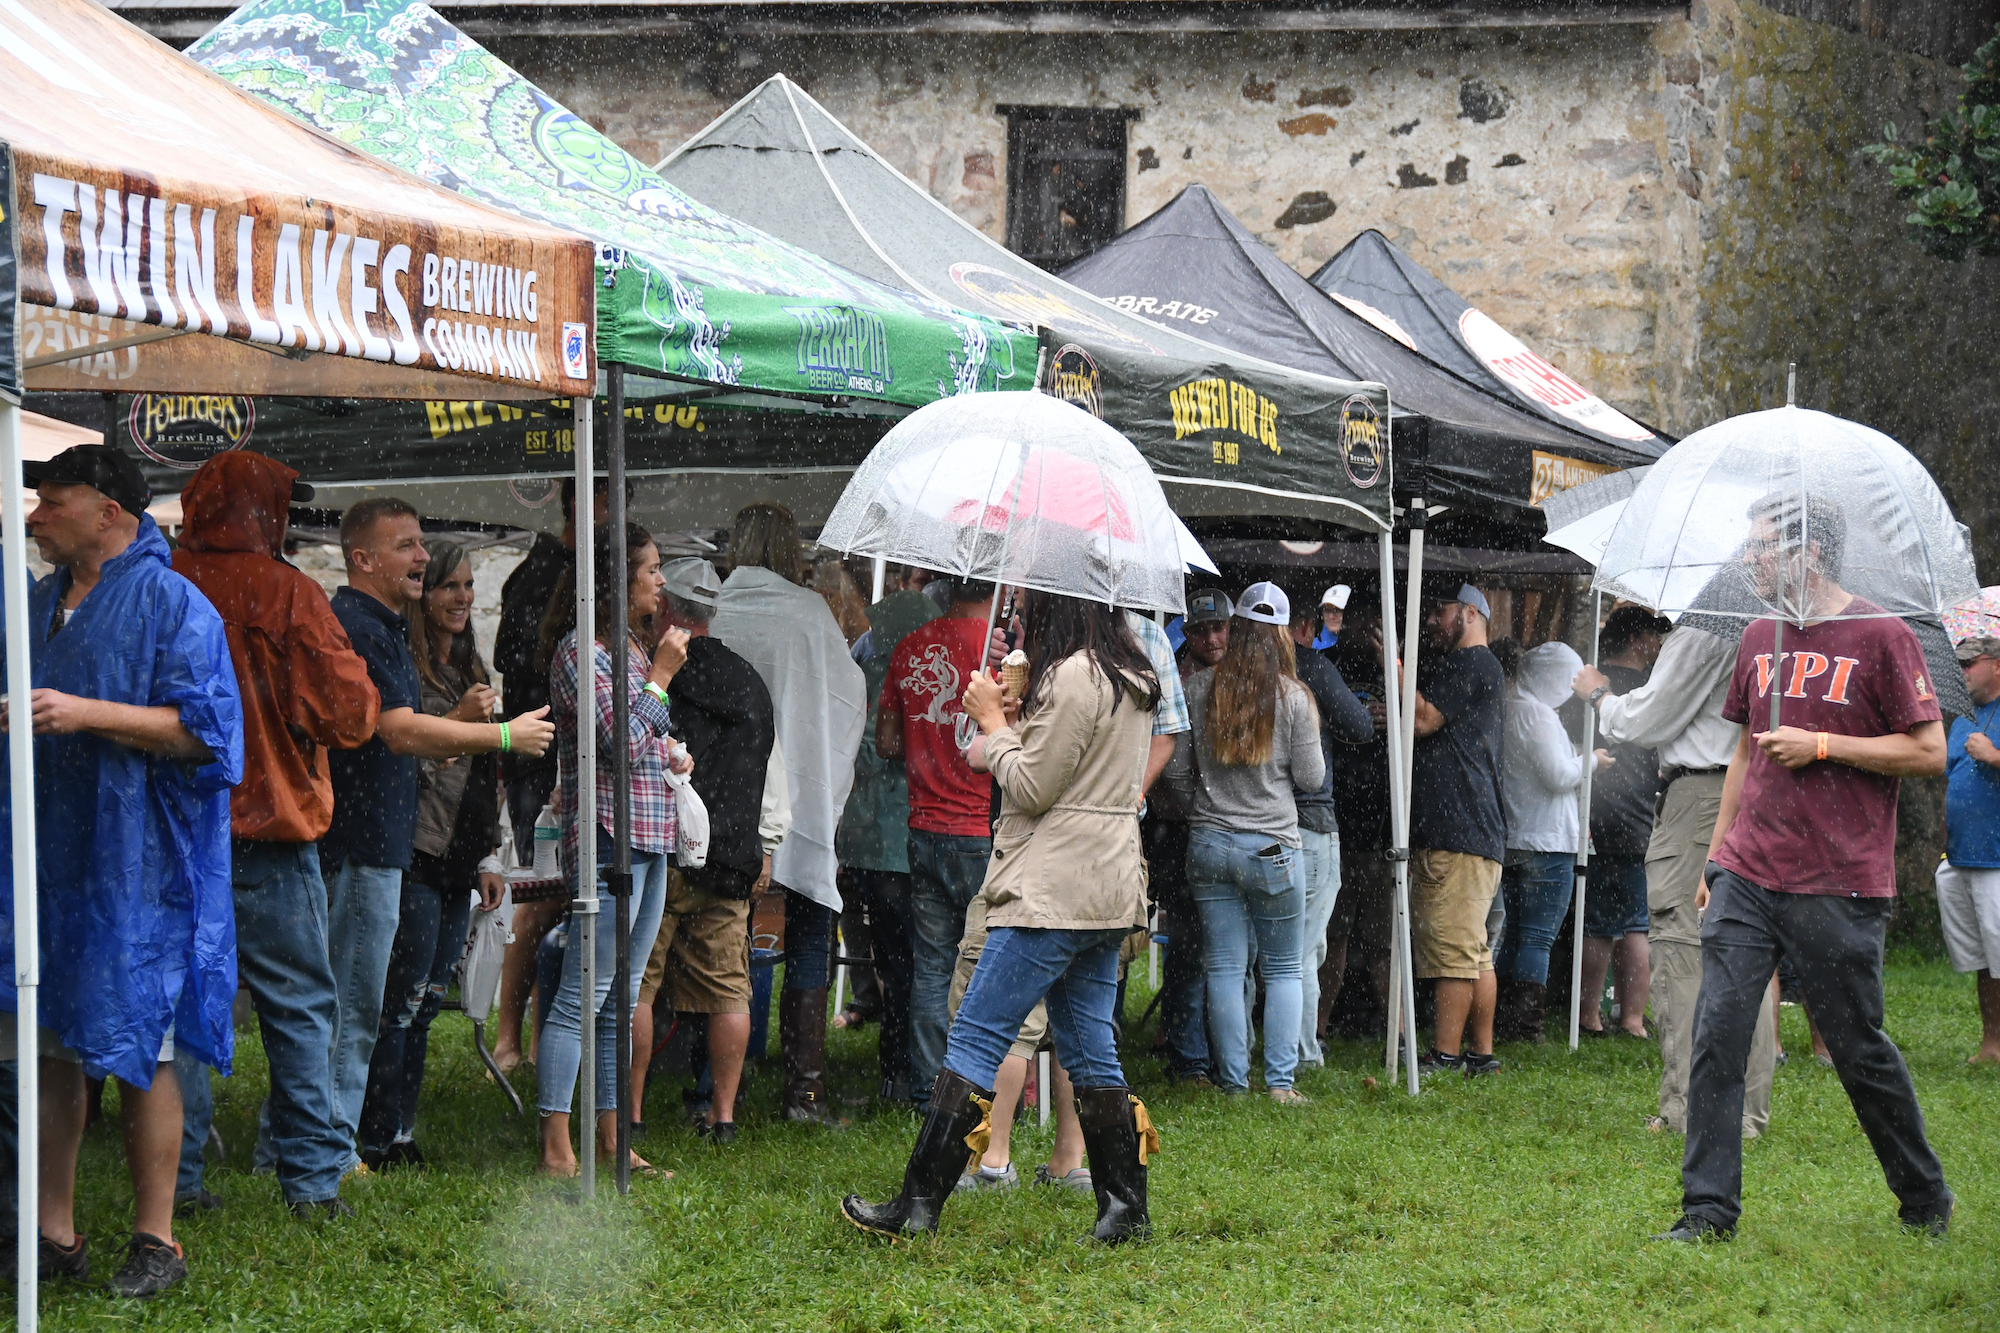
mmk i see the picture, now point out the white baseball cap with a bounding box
[1320,585,1351,611]
[1236,581,1291,626]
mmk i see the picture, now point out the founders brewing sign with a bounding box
[0,0,595,398]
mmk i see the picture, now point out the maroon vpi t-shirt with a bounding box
[1716,600,1940,897]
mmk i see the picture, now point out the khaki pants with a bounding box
[1647,772,1774,1137]
[949,887,1047,1063]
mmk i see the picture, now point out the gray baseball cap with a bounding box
[660,556,720,607]
[1185,588,1234,626]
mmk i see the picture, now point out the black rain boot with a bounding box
[1491,978,1524,1044]
[1512,980,1548,1045]
[841,1070,992,1240]
[1074,1086,1153,1244]
[781,987,847,1127]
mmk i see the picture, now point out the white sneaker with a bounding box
[954,1162,1019,1192]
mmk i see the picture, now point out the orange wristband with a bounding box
[1816,731,1829,762]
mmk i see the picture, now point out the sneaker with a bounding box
[1033,1164,1093,1193]
[108,1232,186,1299]
[289,1197,357,1222]
[385,1141,427,1171]
[1461,1051,1503,1079]
[1165,1068,1215,1088]
[1268,1087,1311,1105]
[1774,1051,1790,1068]
[37,1232,90,1282]
[695,1119,739,1146]
[1416,1048,1465,1078]
[1900,1188,1954,1238]
[954,1162,1019,1193]
[174,1188,223,1218]
[1649,1214,1731,1243]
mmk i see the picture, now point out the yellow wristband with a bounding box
[1816,731,1828,762]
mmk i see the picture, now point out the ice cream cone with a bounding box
[1001,650,1029,700]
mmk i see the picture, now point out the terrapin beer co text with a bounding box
[13,161,594,395]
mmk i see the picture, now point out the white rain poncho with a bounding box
[711,566,867,911]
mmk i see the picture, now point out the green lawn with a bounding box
[43,955,1999,1331]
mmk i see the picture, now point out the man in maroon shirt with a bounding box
[1658,494,1954,1242]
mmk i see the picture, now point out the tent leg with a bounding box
[4,400,40,1333]
[1571,589,1602,1052]
[1397,505,1427,1095]
[573,394,598,1201]
[608,365,633,1197]
[1376,523,1421,1095]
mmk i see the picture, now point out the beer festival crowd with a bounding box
[0,444,1978,1297]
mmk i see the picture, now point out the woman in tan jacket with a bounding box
[843,590,1160,1245]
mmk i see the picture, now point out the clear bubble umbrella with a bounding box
[1594,406,1977,630]
[817,390,1189,615]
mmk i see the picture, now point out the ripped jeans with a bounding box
[357,875,475,1155]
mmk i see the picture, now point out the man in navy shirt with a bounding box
[324,499,553,1167]
[1409,585,1507,1079]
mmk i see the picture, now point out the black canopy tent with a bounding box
[1058,184,1664,535]
[655,75,1394,540]
[1311,228,1668,456]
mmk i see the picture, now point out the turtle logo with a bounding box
[1339,394,1384,489]
[530,92,696,220]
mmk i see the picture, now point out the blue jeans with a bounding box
[1188,827,1306,1092]
[906,828,993,1104]
[944,926,1130,1091]
[358,875,474,1154]
[1496,850,1576,984]
[782,887,835,991]
[537,850,669,1116]
[1296,827,1342,1066]
[325,859,405,1163]
[180,842,348,1205]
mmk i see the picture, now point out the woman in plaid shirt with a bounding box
[538,522,693,1179]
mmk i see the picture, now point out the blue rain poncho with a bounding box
[0,517,243,1087]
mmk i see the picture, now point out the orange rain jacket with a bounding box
[172,452,380,842]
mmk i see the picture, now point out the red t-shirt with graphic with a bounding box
[884,616,994,837]
[1717,600,1941,896]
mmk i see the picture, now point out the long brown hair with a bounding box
[1206,619,1298,766]
[728,502,806,586]
[1017,590,1160,715]
[408,539,490,693]
[534,521,655,672]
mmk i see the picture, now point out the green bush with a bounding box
[1867,24,2000,260]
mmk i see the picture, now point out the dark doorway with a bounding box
[998,105,1140,271]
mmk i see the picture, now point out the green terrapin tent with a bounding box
[187,0,1033,418]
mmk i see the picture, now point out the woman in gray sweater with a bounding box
[1165,583,1325,1101]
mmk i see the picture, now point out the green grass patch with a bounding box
[40,954,2000,1330]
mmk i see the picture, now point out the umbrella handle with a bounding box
[1770,618,1782,735]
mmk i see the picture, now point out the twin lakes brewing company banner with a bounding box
[0,0,596,400]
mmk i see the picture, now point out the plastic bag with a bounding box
[665,740,710,868]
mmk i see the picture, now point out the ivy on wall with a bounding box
[1867,24,2000,259]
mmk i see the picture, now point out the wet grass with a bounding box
[41,953,2000,1331]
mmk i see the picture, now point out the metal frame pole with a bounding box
[4,401,41,1333]
[572,394,598,1200]
[1394,502,1425,1093]
[1570,590,1602,1050]
[1376,527,1411,1092]
[608,365,633,1196]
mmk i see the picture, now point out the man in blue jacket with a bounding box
[0,444,242,1299]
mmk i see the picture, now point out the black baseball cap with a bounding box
[26,445,153,517]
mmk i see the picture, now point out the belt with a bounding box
[1654,764,1727,820]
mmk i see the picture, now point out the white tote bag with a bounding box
[665,741,711,868]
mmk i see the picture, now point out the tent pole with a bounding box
[1571,589,1602,1051]
[1375,526,1410,1092]
[608,365,633,1197]
[1396,501,1426,1095]
[573,393,598,1201]
[4,401,41,1333]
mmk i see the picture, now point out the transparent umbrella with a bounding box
[817,390,1189,614]
[1594,406,1977,627]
